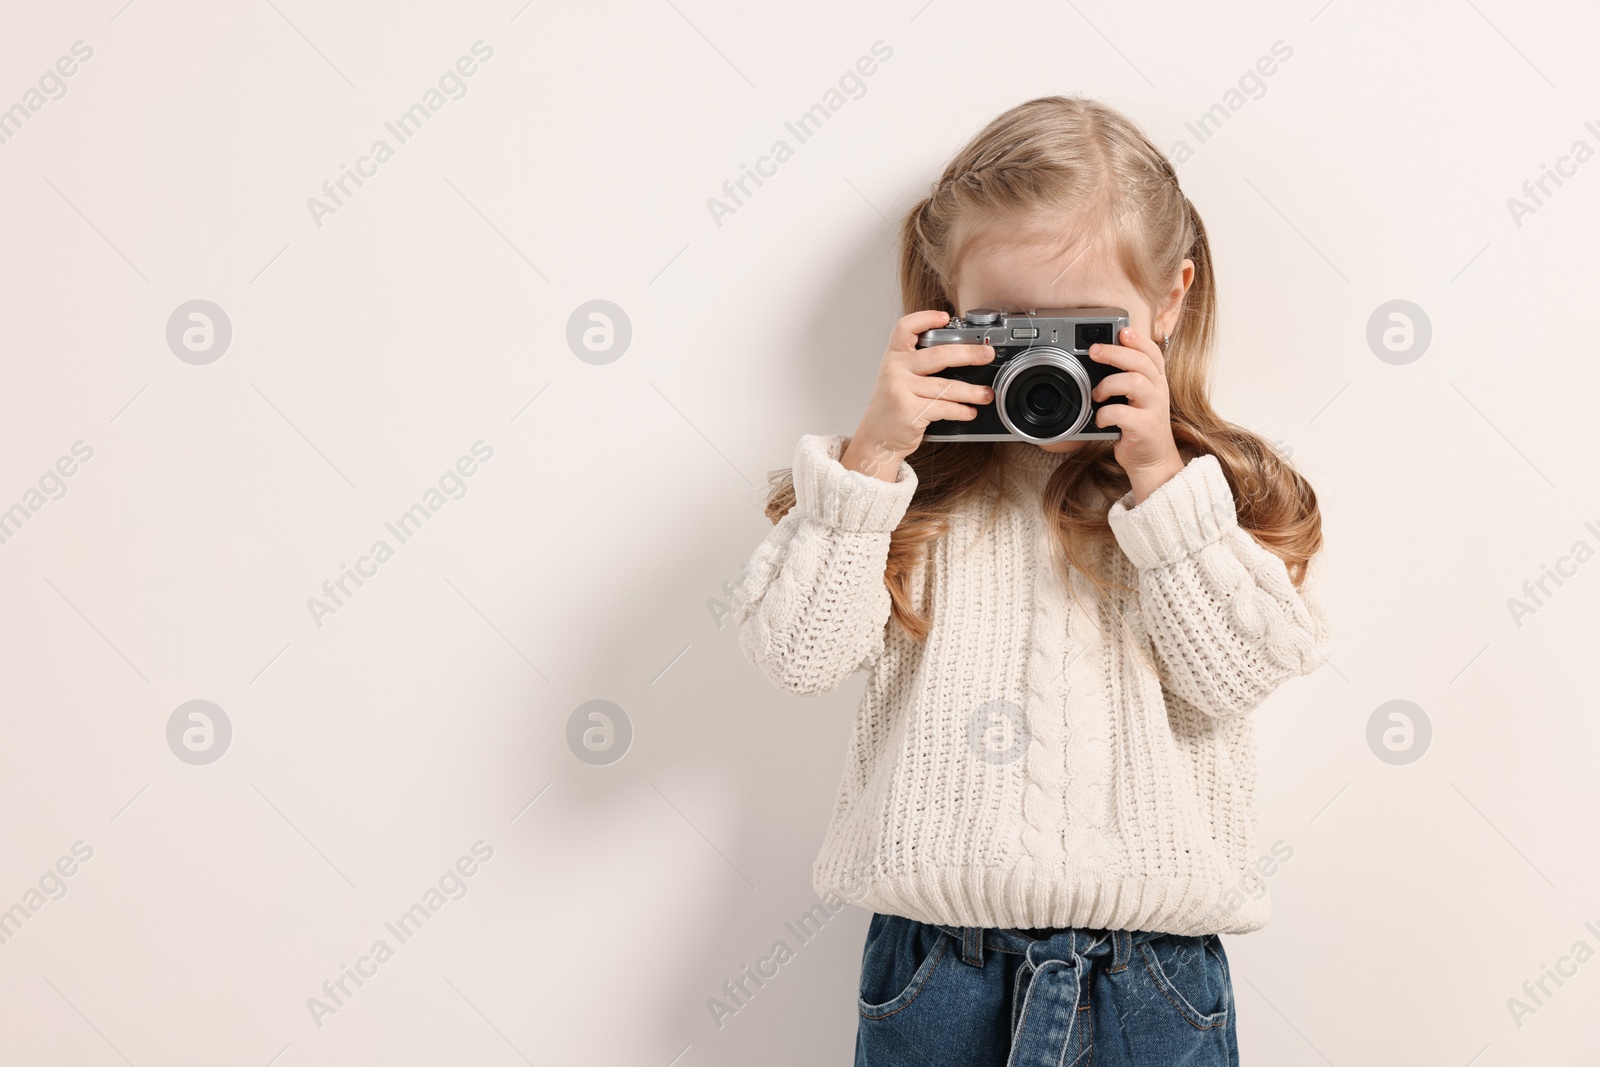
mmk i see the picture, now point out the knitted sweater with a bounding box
[731,433,1331,936]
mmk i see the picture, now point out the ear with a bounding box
[1153,259,1195,343]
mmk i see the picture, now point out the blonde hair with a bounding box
[761,95,1322,642]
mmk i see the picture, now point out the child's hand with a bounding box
[841,310,996,482]
[1088,325,1185,505]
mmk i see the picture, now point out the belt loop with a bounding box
[1109,928,1132,972]
[960,925,984,967]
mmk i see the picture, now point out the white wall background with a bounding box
[1,0,1597,1063]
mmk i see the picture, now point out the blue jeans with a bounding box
[855,912,1238,1066]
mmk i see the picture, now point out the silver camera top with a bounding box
[916,307,1130,350]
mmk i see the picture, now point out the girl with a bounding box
[730,96,1329,1066]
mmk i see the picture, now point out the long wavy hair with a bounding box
[761,95,1322,642]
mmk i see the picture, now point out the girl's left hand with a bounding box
[1088,325,1185,505]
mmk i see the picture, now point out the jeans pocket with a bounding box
[1136,932,1231,1031]
[857,913,953,1020]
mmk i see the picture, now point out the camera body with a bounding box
[915,307,1131,443]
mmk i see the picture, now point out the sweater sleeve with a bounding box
[730,433,918,696]
[1106,453,1331,720]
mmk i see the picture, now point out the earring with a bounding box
[1159,333,1171,352]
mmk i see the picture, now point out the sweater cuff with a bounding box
[1107,453,1237,569]
[792,433,918,532]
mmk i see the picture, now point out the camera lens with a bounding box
[992,347,1094,441]
[1026,383,1061,417]
[1003,364,1082,437]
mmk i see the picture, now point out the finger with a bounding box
[1091,371,1156,405]
[900,377,983,423]
[896,390,979,428]
[1117,325,1166,374]
[1087,341,1159,381]
[907,396,981,426]
[890,310,955,350]
[1092,402,1138,430]
[908,373,993,407]
[908,341,997,375]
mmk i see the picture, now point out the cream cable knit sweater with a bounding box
[731,433,1331,935]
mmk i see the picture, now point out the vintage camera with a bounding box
[915,307,1130,442]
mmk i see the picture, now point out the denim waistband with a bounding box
[933,923,1168,970]
[929,924,1189,1061]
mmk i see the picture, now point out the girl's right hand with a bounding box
[840,310,997,481]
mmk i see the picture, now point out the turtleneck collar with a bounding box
[1001,441,1075,479]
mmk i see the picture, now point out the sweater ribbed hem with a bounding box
[814,856,1262,936]
[1106,453,1237,570]
[792,433,917,533]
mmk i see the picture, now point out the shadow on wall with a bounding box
[538,217,911,1062]
[787,202,915,443]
